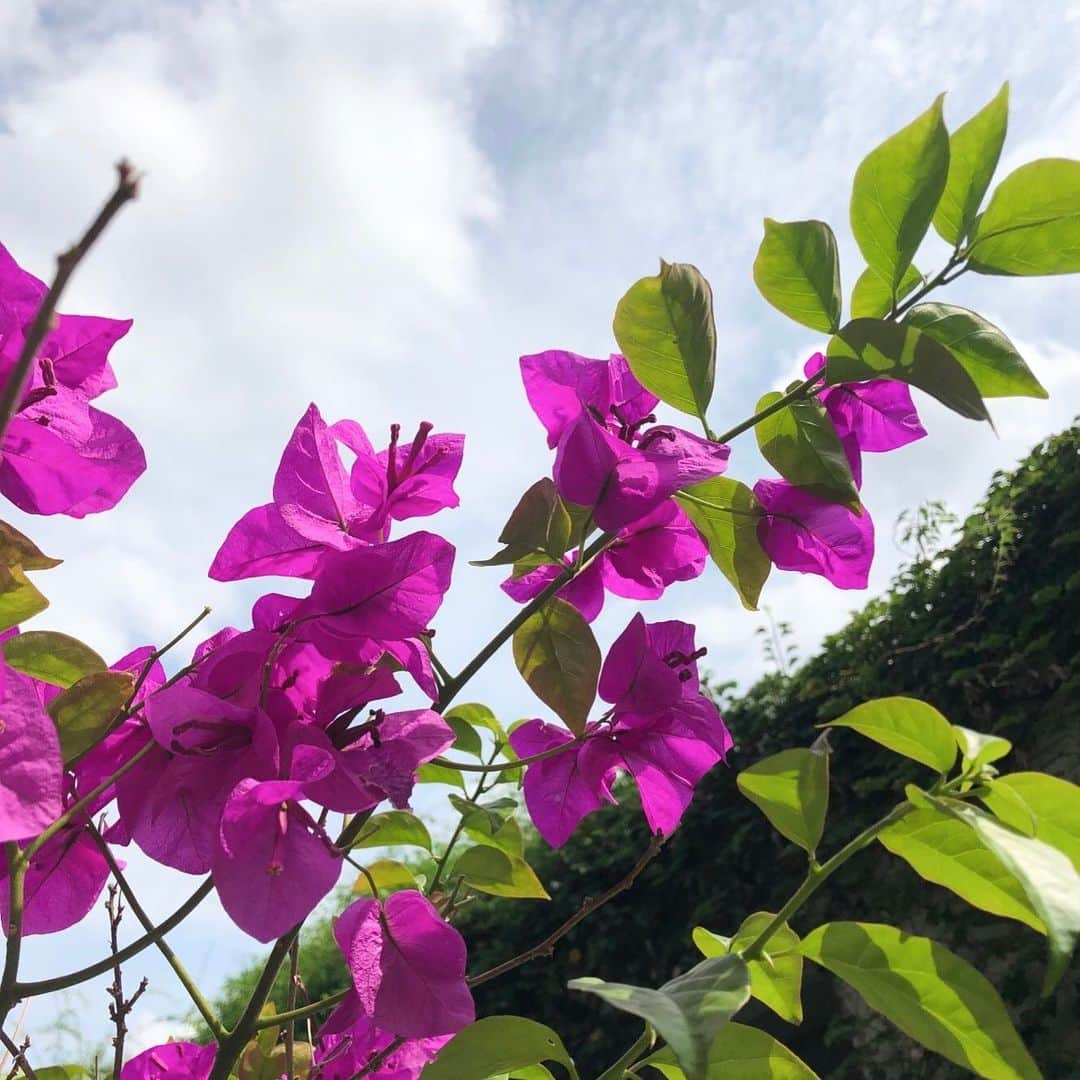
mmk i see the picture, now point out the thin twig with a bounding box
[0,1031,36,1080]
[0,160,140,441]
[105,885,148,1078]
[284,939,299,1080]
[467,832,665,988]
[348,1037,405,1079]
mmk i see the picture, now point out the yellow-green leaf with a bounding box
[737,748,829,856]
[752,218,842,333]
[3,631,106,689]
[641,1022,819,1079]
[822,697,956,775]
[0,563,48,632]
[454,845,549,900]
[47,670,133,765]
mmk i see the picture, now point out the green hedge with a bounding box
[210,422,1080,1076]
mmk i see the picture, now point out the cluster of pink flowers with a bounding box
[0,241,927,1076]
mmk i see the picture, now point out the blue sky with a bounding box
[1,0,1078,1057]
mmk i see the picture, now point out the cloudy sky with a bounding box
[2,0,1078,1058]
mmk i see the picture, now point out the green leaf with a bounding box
[968,158,1080,276]
[352,858,420,896]
[421,1016,579,1080]
[238,1039,312,1080]
[47,670,134,765]
[449,794,518,837]
[952,725,1012,772]
[827,318,990,423]
[822,697,956,775]
[613,260,716,425]
[878,806,1043,933]
[446,702,508,746]
[905,304,1047,399]
[931,798,1080,994]
[695,912,804,1024]
[675,478,770,611]
[850,264,923,319]
[447,715,484,758]
[850,95,950,293]
[641,1022,819,1079]
[472,478,574,566]
[2,631,106,689]
[350,810,433,852]
[979,780,1037,837]
[934,82,1010,245]
[0,563,49,632]
[512,596,600,735]
[416,762,466,790]
[754,392,859,510]
[752,218,842,332]
[35,1069,93,1080]
[462,809,525,856]
[802,922,1041,1079]
[453,844,549,900]
[0,520,61,571]
[991,773,1080,872]
[737,748,829,856]
[570,954,751,1080]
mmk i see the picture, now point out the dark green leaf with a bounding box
[827,318,990,423]
[850,96,950,292]
[752,218,842,332]
[905,304,1047,399]
[2,631,106,689]
[447,715,484,758]
[968,158,1080,275]
[0,520,61,571]
[754,392,859,510]
[47,670,134,765]
[737,748,829,856]
[352,858,421,896]
[641,1022,819,1079]
[570,954,750,1080]
[675,478,770,611]
[454,844,549,899]
[613,260,716,425]
[934,83,1010,245]
[850,264,923,319]
[472,478,574,566]
[0,563,48,632]
[350,811,433,852]
[512,597,600,735]
[421,1016,579,1080]
[822,697,956,774]
[802,922,1040,1079]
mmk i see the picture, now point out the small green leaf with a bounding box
[979,780,1037,837]
[421,1016,579,1080]
[472,478,574,566]
[675,478,770,610]
[850,96,950,293]
[570,954,751,1080]
[802,922,1041,1079]
[827,319,990,423]
[454,844,549,900]
[449,794,518,838]
[952,725,1012,772]
[752,218,842,332]
[238,1037,312,1080]
[991,773,1080,872]
[416,762,467,790]
[822,697,956,775]
[0,563,49,632]
[905,304,1047,399]
[2,631,106,689]
[968,158,1080,276]
[737,748,829,856]
[934,82,1010,245]
[445,702,508,745]
[47,670,134,765]
[447,715,484,758]
[613,260,716,425]
[850,264,923,319]
[0,520,61,571]
[351,811,433,852]
[754,392,859,510]
[878,806,1043,933]
[695,912,804,1025]
[462,810,524,856]
[35,1069,93,1080]
[352,858,420,896]
[512,596,600,735]
[641,1022,819,1079]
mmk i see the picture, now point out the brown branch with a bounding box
[105,885,148,1079]
[0,160,140,441]
[467,832,665,989]
[348,1037,405,1080]
[0,1030,37,1080]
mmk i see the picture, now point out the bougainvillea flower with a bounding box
[0,243,145,517]
[805,352,926,453]
[312,1023,450,1080]
[214,777,341,941]
[209,405,462,582]
[0,659,63,842]
[119,1042,216,1080]
[324,891,474,1038]
[754,477,875,589]
[553,414,729,532]
[303,708,454,813]
[501,502,706,622]
[115,685,278,873]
